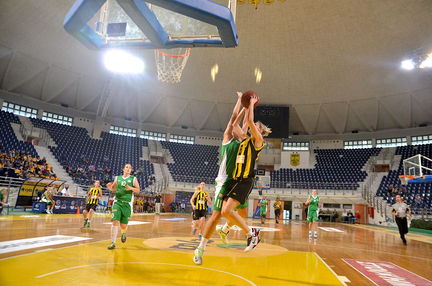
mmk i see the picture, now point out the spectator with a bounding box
[347,210,354,224]
[332,209,339,222]
[412,194,423,215]
[155,193,162,214]
[0,188,8,214]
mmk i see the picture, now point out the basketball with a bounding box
[241,90,260,108]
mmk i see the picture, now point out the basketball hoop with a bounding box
[399,175,415,186]
[154,48,191,83]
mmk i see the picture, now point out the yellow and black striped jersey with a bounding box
[87,187,102,204]
[194,190,208,211]
[233,138,264,179]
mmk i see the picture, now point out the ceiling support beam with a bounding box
[199,103,217,130]
[0,51,15,90]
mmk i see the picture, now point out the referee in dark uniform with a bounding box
[391,194,411,245]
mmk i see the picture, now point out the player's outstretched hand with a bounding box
[250,95,258,105]
[125,185,133,191]
[236,91,243,98]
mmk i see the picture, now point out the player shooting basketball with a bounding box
[220,94,271,252]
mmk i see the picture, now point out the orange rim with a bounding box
[155,48,191,58]
[399,175,415,179]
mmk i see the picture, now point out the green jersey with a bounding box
[115,175,135,202]
[308,195,320,211]
[217,139,241,180]
[260,199,268,214]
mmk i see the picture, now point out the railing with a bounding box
[19,123,52,146]
[271,181,359,190]
[0,177,26,214]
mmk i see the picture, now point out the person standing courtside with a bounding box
[274,197,282,224]
[391,194,411,245]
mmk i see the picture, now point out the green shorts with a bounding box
[111,201,131,224]
[307,209,319,222]
[213,178,248,211]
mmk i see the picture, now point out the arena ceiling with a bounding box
[1,0,432,135]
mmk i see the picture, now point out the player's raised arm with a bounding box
[223,92,243,143]
[246,96,263,148]
[232,108,247,141]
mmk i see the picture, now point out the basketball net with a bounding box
[154,48,191,83]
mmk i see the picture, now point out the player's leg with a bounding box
[45,201,50,214]
[313,210,319,238]
[221,198,250,235]
[120,203,131,243]
[47,201,53,214]
[275,209,280,224]
[191,210,199,235]
[87,207,95,227]
[198,215,206,239]
[82,207,89,227]
[108,202,121,249]
[307,212,313,239]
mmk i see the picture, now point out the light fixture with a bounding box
[103,50,144,73]
[254,67,262,83]
[211,64,219,82]
[400,59,415,71]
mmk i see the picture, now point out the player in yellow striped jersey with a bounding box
[190,182,212,238]
[83,180,102,228]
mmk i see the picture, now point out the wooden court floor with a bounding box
[0,213,431,286]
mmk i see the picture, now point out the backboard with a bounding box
[64,0,238,49]
[399,154,432,184]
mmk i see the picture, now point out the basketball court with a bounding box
[0,213,431,285]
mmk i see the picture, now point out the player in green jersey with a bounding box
[106,163,141,250]
[305,189,320,239]
[259,197,268,224]
[194,91,250,265]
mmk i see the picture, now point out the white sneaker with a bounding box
[46,209,50,214]
[314,232,318,239]
[244,228,261,252]
[309,231,312,239]
[193,248,204,265]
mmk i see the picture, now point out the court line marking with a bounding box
[0,239,101,261]
[341,258,380,286]
[340,259,432,285]
[289,240,432,262]
[385,261,432,284]
[35,262,257,285]
[314,253,347,286]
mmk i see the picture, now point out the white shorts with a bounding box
[214,176,227,198]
